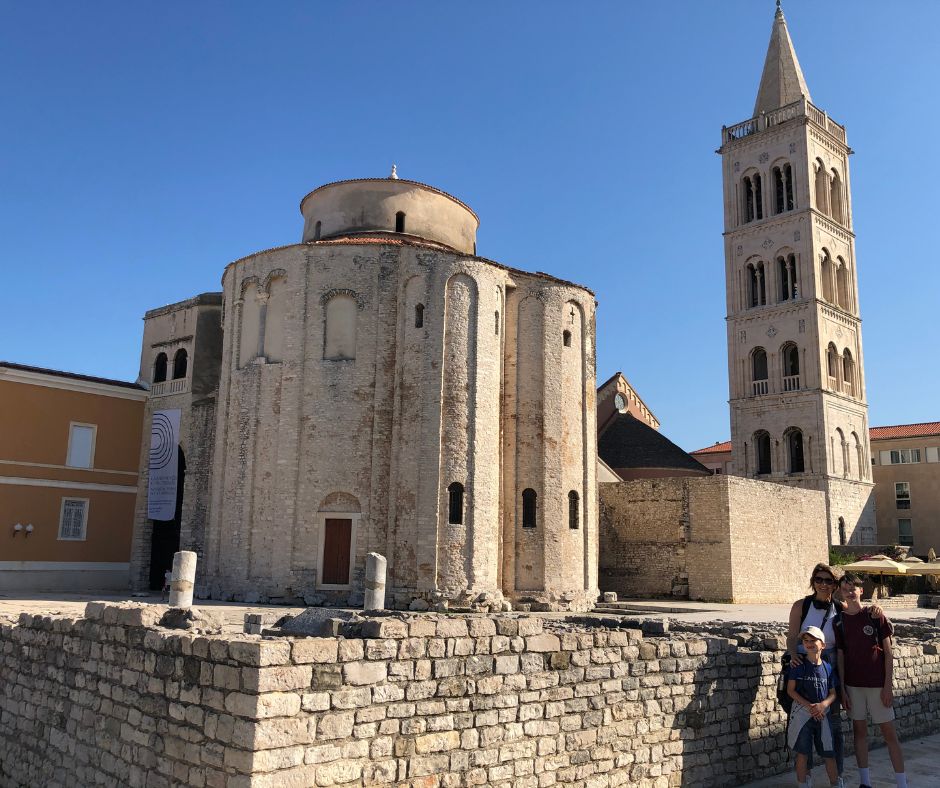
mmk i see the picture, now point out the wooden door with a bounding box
[322,518,352,585]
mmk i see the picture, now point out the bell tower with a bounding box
[719,3,875,545]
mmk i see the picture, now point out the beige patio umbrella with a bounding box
[841,556,907,597]
[841,555,908,575]
[901,561,940,576]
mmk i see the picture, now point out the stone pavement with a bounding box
[739,732,940,787]
[0,591,936,630]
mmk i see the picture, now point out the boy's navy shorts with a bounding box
[793,718,835,758]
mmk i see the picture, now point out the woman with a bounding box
[787,563,883,785]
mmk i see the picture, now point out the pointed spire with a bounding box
[753,1,811,116]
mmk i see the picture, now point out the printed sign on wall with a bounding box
[147,409,181,520]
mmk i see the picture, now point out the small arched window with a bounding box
[568,491,580,530]
[829,169,843,223]
[447,482,464,525]
[842,350,855,396]
[827,343,840,385]
[747,262,766,307]
[415,303,424,329]
[153,353,168,384]
[838,517,847,546]
[751,347,768,395]
[784,163,794,210]
[314,221,322,241]
[494,310,500,336]
[172,348,188,380]
[814,159,829,215]
[786,427,805,473]
[522,488,537,529]
[782,343,800,390]
[742,173,763,224]
[563,330,571,347]
[836,259,850,311]
[778,253,798,301]
[395,211,406,233]
[821,253,834,303]
[755,431,772,475]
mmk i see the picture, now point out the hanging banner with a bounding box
[148,409,181,520]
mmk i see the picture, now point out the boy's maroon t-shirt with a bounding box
[835,607,894,688]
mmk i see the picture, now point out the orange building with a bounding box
[0,362,146,590]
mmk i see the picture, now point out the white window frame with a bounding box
[58,497,89,541]
[889,448,921,464]
[897,518,913,547]
[315,512,360,590]
[65,422,97,469]
[895,482,911,510]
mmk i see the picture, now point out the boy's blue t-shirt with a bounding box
[792,659,838,704]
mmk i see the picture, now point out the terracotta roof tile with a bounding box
[690,441,732,455]
[869,422,940,440]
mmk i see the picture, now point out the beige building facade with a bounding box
[0,362,146,590]
[130,175,600,610]
[721,6,875,546]
[871,422,940,555]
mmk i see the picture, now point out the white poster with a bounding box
[148,409,181,520]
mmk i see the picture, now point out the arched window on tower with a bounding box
[153,353,168,384]
[852,432,863,480]
[814,159,829,215]
[754,431,772,475]
[753,173,763,220]
[172,348,188,380]
[821,253,834,303]
[747,262,766,308]
[842,349,856,397]
[836,259,850,311]
[834,427,847,476]
[772,163,794,215]
[314,221,322,240]
[395,211,406,233]
[786,427,805,473]
[827,343,840,388]
[778,253,798,301]
[414,303,424,329]
[447,482,464,525]
[522,488,537,529]
[782,343,800,391]
[751,347,769,396]
[743,176,755,224]
[568,491,580,530]
[838,517,847,546]
[563,330,571,347]
[829,169,843,224]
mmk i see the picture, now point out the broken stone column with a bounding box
[169,551,197,609]
[364,552,387,611]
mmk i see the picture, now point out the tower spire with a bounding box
[753,2,811,116]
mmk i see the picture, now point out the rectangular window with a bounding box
[889,448,921,464]
[927,447,940,463]
[59,498,88,540]
[895,482,911,510]
[66,423,96,468]
[898,518,913,546]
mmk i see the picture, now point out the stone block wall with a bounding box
[600,475,828,602]
[2,605,939,788]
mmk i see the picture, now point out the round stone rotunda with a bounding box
[200,172,599,611]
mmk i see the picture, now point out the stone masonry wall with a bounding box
[4,604,939,788]
[600,476,829,603]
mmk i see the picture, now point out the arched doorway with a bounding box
[149,446,186,589]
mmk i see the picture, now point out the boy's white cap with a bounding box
[800,625,826,643]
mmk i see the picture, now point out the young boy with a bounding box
[787,625,840,788]
[835,573,907,788]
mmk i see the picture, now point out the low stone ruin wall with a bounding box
[1,605,939,788]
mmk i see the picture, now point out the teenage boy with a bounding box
[835,573,907,788]
[787,625,840,788]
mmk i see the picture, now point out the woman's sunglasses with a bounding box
[812,576,835,585]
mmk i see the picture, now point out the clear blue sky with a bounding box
[2,1,937,453]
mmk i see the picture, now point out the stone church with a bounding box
[720,2,876,545]
[129,173,600,610]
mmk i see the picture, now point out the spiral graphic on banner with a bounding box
[150,412,175,470]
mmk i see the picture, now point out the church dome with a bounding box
[299,174,479,254]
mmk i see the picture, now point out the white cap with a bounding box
[800,625,825,643]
